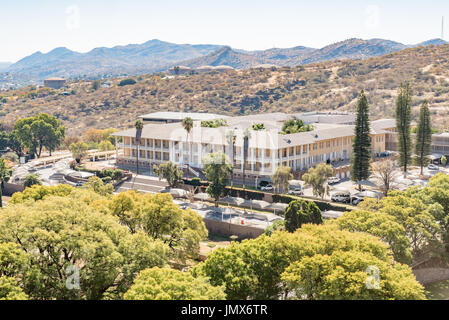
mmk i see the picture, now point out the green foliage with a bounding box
[118,78,136,87]
[124,267,225,300]
[395,82,413,173]
[98,140,114,151]
[0,277,28,300]
[442,155,447,166]
[271,166,293,193]
[414,100,432,174]
[109,191,207,261]
[0,191,169,299]
[195,224,425,300]
[264,220,285,236]
[84,176,114,196]
[280,118,313,134]
[251,123,265,131]
[153,161,183,187]
[302,163,334,199]
[69,141,88,162]
[10,184,75,204]
[1,152,18,163]
[202,153,233,205]
[333,210,412,264]
[23,174,42,188]
[284,199,322,232]
[351,90,371,184]
[200,119,228,128]
[13,113,65,158]
[0,158,12,207]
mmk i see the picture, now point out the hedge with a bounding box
[272,194,350,212]
[224,187,265,200]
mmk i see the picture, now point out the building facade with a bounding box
[114,112,389,181]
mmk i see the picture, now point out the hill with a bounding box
[4,38,448,87]
[2,43,449,135]
[6,40,223,80]
[177,38,447,69]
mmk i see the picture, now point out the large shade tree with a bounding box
[14,113,65,158]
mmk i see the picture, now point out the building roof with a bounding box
[139,112,229,122]
[113,121,357,149]
[45,77,66,81]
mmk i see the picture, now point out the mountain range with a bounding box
[3,38,448,85]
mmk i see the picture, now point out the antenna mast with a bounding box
[442,16,445,40]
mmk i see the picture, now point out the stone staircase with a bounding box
[115,175,169,194]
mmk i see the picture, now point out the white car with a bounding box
[428,164,439,171]
[328,177,340,185]
[288,188,303,196]
[261,184,274,191]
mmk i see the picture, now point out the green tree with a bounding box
[395,82,413,175]
[84,176,114,196]
[442,155,447,167]
[302,163,333,199]
[181,117,193,166]
[0,277,28,300]
[124,267,225,300]
[23,174,42,188]
[69,141,88,163]
[284,199,322,232]
[153,161,183,188]
[281,118,313,134]
[271,166,293,194]
[0,159,12,208]
[415,100,432,175]
[98,140,114,151]
[351,90,371,190]
[334,210,412,264]
[195,224,425,300]
[134,119,144,175]
[203,153,233,206]
[281,250,424,300]
[14,113,65,158]
[118,78,136,86]
[0,191,169,300]
[109,191,207,261]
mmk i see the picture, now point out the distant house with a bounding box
[44,78,66,89]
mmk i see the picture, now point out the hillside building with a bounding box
[43,77,66,89]
[113,112,393,181]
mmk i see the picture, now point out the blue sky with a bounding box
[2,0,449,62]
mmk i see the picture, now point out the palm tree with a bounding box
[226,130,237,186]
[134,119,144,175]
[0,159,12,208]
[181,117,194,167]
[242,128,251,190]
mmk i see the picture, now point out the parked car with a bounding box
[331,192,351,203]
[75,182,84,187]
[351,195,364,205]
[328,177,340,185]
[261,184,274,191]
[428,164,439,171]
[288,187,303,196]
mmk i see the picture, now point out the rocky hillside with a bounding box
[4,38,447,87]
[2,43,449,135]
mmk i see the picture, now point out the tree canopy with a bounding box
[195,224,424,300]
[124,267,225,300]
[14,113,65,158]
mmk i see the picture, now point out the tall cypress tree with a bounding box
[351,90,371,190]
[415,100,432,175]
[395,82,413,175]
